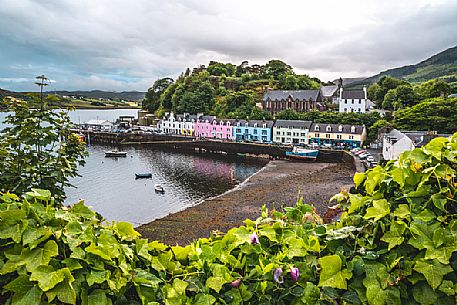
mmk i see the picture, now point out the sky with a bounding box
[0,0,456,92]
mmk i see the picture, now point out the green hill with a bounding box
[348,45,457,88]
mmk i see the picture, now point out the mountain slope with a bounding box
[50,90,146,101]
[348,45,457,88]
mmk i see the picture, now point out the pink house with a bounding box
[194,117,233,140]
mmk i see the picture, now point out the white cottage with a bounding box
[338,87,368,113]
[273,120,312,144]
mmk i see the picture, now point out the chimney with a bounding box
[363,86,367,100]
[339,87,343,100]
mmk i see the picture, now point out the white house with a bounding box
[82,119,113,131]
[338,87,368,113]
[157,112,182,134]
[273,120,312,144]
[382,129,447,160]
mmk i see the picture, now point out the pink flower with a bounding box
[273,268,284,284]
[250,231,259,244]
[230,279,241,288]
[290,266,300,282]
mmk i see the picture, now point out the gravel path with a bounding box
[136,160,355,245]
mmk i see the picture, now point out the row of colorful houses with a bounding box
[158,113,367,148]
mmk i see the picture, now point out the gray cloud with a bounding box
[0,0,456,91]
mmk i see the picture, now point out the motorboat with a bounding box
[286,146,319,161]
[105,150,127,157]
[135,173,152,179]
[154,184,165,193]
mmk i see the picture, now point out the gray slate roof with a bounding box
[310,123,365,134]
[274,120,312,129]
[341,90,365,99]
[262,90,321,102]
[320,85,339,98]
[230,119,275,128]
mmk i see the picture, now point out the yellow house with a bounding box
[308,123,367,148]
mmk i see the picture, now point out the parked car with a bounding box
[351,148,361,154]
[358,153,370,160]
[366,155,375,162]
[354,150,368,156]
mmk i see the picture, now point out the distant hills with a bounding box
[348,45,457,88]
[49,90,146,101]
[0,88,31,100]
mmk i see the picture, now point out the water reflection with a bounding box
[65,145,267,225]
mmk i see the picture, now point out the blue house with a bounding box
[230,119,274,143]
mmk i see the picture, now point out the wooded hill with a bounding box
[348,45,457,89]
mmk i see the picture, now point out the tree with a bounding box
[0,96,87,202]
[414,79,451,99]
[276,109,301,120]
[264,60,293,80]
[144,78,174,113]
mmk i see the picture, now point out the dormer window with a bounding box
[326,125,332,132]
[351,126,356,133]
[212,121,216,125]
[227,121,231,126]
[263,124,267,128]
[338,125,343,132]
[253,123,258,128]
[237,122,240,127]
[245,123,249,127]
[314,125,320,131]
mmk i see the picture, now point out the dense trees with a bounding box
[143,77,174,113]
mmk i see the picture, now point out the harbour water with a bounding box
[0,109,268,225]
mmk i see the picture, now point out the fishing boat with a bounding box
[154,184,165,193]
[286,147,319,161]
[105,150,127,157]
[135,173,152,179]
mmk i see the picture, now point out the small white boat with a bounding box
[105,150,127,157]
[154,184,165,193]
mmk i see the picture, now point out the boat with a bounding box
[154,184,165,193]
[135,173,152,179]
[105,150,127,157]
[286,147,319,161]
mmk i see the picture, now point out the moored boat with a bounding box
[154,184,165,193]
[105,150,127,157]
[135,173,152,179]
[286,147,319,161]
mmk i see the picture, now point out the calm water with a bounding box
[65,145,267,225]
[1,109,267,225]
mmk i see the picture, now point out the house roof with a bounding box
[230,119,275,128]
[320,85,339,97]
[310,123,365,134]
[385,129,452,147]
[341,90,365,99]
[262,90,321,102]
[274,119,312,129]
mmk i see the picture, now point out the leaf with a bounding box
[113,222,141,241]
[353,172,365,187]
[87,290,112,305]
[414,259,453,290]
[381,221,407,250]
[412,281,439,305]
[348,194,366,214]
[363,199,390,222]
[431,194,447,212]
[10,285,42,305]
[318,255,352,289]
[4,275,35,293]
[30,266,66,291]
[194,293,216,305]
[45,268,76,305]
[393,204,410,219]
[206,276,226,293]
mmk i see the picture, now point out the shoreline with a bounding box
[136,160,356,245]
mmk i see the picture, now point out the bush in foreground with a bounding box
[1,134,457,304]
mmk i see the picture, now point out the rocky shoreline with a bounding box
[136,160,356,245]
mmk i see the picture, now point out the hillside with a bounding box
[50,90,146,101]
[348,45,457,88]
[0,88,31,100]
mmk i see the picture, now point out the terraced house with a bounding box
[273,120,312,144]
[232,120,274,143]
[262,90,323,114]
[308,123,367,148]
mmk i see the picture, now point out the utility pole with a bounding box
[35,75,49,109]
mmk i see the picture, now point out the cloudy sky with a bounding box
[1,0,456,92]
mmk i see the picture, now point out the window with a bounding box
[315,133,320,138]
[351,126,356,133]
[245,123,249,127]
[263,124,267,128]
[254,129,257,134]
[359,100,362,104]
[301,133,306,136]
[326,125,332,132]
[276,131,280,135]
[287,132,291,136]
[337,135,342,139]
[349,135,354,140]
[236,128,241,133]
[344,108,347,112]
[326,134,331,138]
[338,125,343,132]
[314,125,320,131]
[253,123,257,128]
[262,130,267,135]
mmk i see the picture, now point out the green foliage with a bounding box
[2,133,457,304]
[143,78,173,113]
[394,97,457,133]
[414,78,451,100]
[0,97,87,203]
